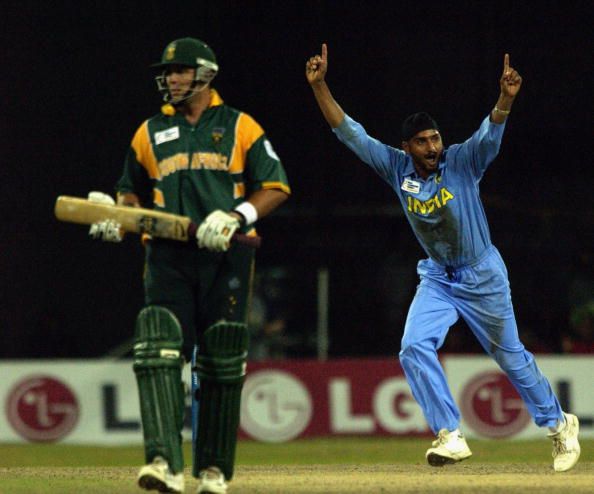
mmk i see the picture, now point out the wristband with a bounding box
[234,201,258,226]
[493,106,511,115]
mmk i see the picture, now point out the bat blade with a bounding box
[54,196,261,247]
[55,196,193,241]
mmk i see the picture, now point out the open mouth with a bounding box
[425,154,438,165]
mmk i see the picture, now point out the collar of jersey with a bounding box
[160,88,224,116]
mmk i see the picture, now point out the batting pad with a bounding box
[192,321,249,480]
[133,306,185,474]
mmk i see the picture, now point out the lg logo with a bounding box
[461,371,531,438]
[240,370,312,442]
[5,376,80,442]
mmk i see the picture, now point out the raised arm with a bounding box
[306,43,345,128]
[490,53,522,124]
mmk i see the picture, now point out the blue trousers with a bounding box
[399,245,562,434]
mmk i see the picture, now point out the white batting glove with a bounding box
[89,219,123,242]
[196,210,240,252]
[88,191,116,206]
[87,191,123,242]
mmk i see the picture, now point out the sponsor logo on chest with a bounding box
[401,178,421,194]
[154,126,180,145]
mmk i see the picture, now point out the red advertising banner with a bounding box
[239,359,430,442]
[1,357,592,444]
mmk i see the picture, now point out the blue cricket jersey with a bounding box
[333,114,506,267]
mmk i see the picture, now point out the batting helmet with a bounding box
[153,38,219,104]
[152,37,218,71]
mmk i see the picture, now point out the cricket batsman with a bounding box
[90,37,290,493]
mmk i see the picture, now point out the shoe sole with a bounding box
[427,452,472,467]
[197,485,227,494]
[138,474,180,493]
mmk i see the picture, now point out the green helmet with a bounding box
[153,38,219,104]
[153,37,218,71]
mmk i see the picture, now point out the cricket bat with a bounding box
[54,196,261,248]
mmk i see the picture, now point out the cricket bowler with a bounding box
[305,43,580,472]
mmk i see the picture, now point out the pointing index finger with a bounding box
[322,43,328,62]
[504,53,510,75]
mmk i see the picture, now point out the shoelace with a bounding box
[552,437,568,456]
[433,430,450,447]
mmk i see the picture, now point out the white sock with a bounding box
[548,415,566,434]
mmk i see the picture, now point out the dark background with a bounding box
[2,1,592,359]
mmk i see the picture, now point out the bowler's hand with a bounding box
[500,54,522,98]
[87,191,123,242]
[196,210,240,252]
[306,43,328,85]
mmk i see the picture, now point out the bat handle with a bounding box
[232,232,262,248]
[187,223,262,249]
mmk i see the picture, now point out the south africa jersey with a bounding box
[333,114,506,267]
[116,89,290,228]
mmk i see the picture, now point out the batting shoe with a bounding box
[196,466,228,493]
[549,413,580,472]
[426,428,473,466]
[137,456,185,493]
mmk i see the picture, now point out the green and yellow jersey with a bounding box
[116,89,290,230]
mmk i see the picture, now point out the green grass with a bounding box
[0,439,592,494]
[1,437,592,467]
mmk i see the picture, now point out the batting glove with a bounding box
[87,191,123,242]
[196,210,240,252]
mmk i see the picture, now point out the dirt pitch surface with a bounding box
[1,463,593,493]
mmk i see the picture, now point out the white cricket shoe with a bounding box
[138,456,185,493]
[426,428,472,466]
[549,413,580,472]
[196,466,228,493]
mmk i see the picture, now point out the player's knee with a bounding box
[133,306,184,362]
[399,338,431,369]
[195,321,248,384]
[400,331,435,355]
[398,340,421,367]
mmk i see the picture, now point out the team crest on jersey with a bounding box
[212,127,225,145]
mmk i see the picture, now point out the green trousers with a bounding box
[143,239,255,360]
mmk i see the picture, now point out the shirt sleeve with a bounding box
[245,133,291,196]
[115,122,154,206]
[332,114,405,186]
[449,115,506,181]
